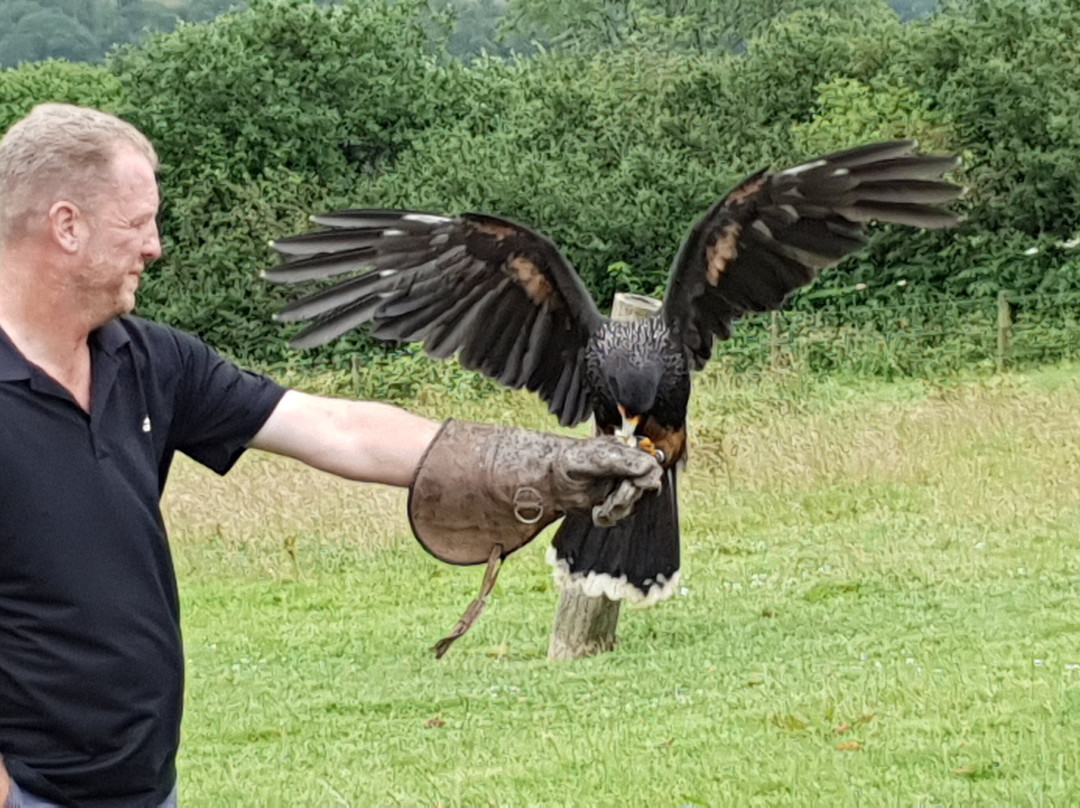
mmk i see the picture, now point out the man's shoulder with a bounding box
[112,315,198,344]
[107,316,210,362]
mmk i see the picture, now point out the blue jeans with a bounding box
[7,780,178,808]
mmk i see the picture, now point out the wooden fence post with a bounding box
[547,292,663,660]
[996,290,1012,373]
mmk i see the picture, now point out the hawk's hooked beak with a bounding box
[615,405,639,446]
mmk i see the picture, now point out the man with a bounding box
[0,104,661,806]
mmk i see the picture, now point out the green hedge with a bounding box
[2,0,1078,380]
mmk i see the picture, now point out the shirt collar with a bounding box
[0,317,131,381]
[91,317,132,356]
[0,324,29,381]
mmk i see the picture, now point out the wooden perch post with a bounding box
[547,292,663,660]
[996,290,1012,373]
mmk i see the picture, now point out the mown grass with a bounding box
[163,360,1080,806]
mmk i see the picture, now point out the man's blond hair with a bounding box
[0,103,159,242]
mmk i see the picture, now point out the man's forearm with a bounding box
[249,390,441,487]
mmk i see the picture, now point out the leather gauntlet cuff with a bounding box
[408,420,562,565]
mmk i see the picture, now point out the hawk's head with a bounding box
[607,363,663,424]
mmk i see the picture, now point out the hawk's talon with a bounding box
[635,436,666,464]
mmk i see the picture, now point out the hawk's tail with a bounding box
[548,467,680,605]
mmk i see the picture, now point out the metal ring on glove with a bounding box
[512,486,545,525]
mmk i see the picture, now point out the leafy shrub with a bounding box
[107,0,450,365]
[6,0,1078,389]
[0,59,126,129]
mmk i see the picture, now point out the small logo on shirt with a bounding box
[142,416,152,433]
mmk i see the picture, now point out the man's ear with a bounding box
[48,200,83,254]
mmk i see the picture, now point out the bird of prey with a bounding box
[264,139,961,607]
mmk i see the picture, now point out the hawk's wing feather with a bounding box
[265,210,605,425]
[662,140,963,369]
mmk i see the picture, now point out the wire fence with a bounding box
[711,290,1080,378]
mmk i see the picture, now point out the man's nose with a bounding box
[144,224,162,260]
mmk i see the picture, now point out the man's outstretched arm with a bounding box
[249,389,440,486]
[246,389,663,553]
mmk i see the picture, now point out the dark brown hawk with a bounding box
[264,140,962,604]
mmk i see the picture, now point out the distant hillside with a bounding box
[1,0,937,68]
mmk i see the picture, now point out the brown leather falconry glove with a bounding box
[410,419,663,657]
[408,419,663,566]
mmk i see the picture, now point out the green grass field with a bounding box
[163,362,1080,806]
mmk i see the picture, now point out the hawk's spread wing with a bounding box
[662,140,963,369]
[264,210,605,425]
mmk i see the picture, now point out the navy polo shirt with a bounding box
[0,316,287,806]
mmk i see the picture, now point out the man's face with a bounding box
[76,147,162,322]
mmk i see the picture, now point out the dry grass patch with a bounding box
[163,451,410,572]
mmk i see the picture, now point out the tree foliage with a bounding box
[0,59,126,128]
[105,0,448,359]
[914,0,1080,237]
[503,0,923,53]
[0,0,213,68]
[1,0,1077,369]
